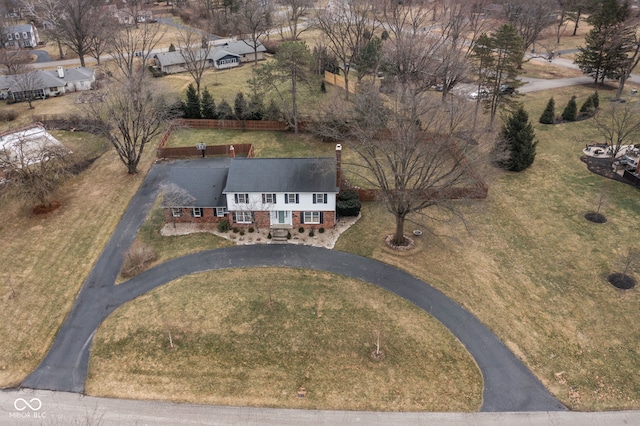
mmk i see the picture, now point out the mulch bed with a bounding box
[580,155,630,184]
[607,273,636,290]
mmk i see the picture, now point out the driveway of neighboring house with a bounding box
[31,50,51,63]
[21,159,565,413]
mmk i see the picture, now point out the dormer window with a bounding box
[14,33,19,41]
[22,32,27,39]
[7,34,12,41]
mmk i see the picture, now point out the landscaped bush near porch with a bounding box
[336,190,362,217]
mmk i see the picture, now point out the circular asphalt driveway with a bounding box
[21,160,565,412]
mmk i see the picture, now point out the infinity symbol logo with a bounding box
[14,397,42,411]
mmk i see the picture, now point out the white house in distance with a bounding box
[165,145,342,231]
[0,66,95,102]
[1,23,40,49]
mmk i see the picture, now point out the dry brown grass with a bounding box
[336,85,640,411]
[0,129,157,387]
[88,268,482,412]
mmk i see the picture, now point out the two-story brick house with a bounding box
[164,146,342,231]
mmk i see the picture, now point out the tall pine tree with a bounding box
[183,83,201,119]
[498,106,538,172]
[201,87,217,119]
[539,98,555,124]
[575,0,631,84]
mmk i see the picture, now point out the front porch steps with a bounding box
[270,228,290,243]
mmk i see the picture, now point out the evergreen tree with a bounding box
[168,43,176,52]
[217,99,233,119]
[201,87,217,119]
[247,93,265,120]
[562,95,578,121]
[234,92,249,120]
[591,91,600,109]
[574,0,631,84]
[264,98,282,121]
[183,83,201,119]
[539,97,555,124]
[498,106,538,172]
[471,24,523,125]
[354,36,383,80]
[580,96,594,117]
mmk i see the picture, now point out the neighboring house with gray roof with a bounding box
[2,23,39,49]
[218,40,267,63]
[0,66,94,102]
[153,39,265,74]
[164,146,341,230]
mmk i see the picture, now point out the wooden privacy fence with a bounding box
[177,118,288,131]
[157,143,254,159]
[324,71,358,94]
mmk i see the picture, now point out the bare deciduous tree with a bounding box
[379,0,440,96]
[315,0,378,99]
[87,14,116,65]
[41,0,103,67]
[235,0,272,66]
[24,0,66,59]
[88,73,174,174]
[277,0,315,40]
[435,1,490,99]
[160,183,196,228]
[0,49,31,75]
[504,0,557,65]
[176,29,213,96]
[316,82,489,246]
[593,102,640,160]
[109,23,166,80]
[11,69,45,108]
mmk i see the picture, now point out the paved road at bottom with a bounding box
[1,389,638,426]
[22,159,564,413]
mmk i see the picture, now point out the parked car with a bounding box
[500,84,515,94]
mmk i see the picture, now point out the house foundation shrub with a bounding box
[298,227,305,233]
[217,220,230,232]
[337,190,362,216]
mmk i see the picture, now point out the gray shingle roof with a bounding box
[167,166,228,208]
[224,158,338,193]
[220,40,267,56]
[0,67,94,92]
[211,49,239,61]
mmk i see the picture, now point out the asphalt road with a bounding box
[21,159,564,413]
[2,389,639,426]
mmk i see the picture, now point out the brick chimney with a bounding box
[335,144,342,188]
[229,145,235,158]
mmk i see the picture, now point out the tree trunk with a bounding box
[573,9,581,36]
[57,40,64,59]
[614,73,627,101]
[393,214,406,246]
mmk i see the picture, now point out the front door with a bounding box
[271,211,291,227]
